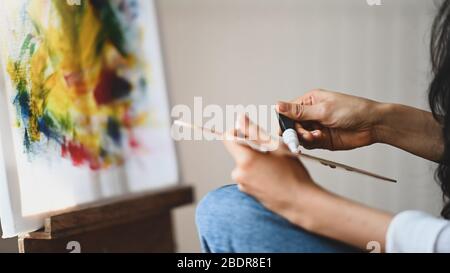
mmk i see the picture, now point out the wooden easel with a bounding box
[18,185,194,253]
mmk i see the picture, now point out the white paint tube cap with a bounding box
[282,128,300,153]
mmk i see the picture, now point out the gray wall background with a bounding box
[0,0,443,252]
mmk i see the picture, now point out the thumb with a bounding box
[276,101,324,121]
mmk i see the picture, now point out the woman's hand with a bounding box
[223,115,322,227]
[223,114,393,251]
[276,89,382,151]
[277,88,444,162]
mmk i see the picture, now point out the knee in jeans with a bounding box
[197,185,243,231]
[195,185,359,253]
[196,184,277,238]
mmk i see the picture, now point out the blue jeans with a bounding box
[196,185,359,253]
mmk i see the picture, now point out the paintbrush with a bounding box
[173,120,397,183]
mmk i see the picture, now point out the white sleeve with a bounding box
[386,210,450,253]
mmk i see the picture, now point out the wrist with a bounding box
[288,183,331,232]
[371,102,396,145]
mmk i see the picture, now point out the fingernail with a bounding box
[312,130,320,136]
[277,102,288,112]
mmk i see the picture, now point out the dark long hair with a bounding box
[429,0,450,219]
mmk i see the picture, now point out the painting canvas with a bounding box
[0,0,178,238]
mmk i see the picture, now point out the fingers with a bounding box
[295,123,313,142]
[236,114,266,143]
[276,101,324,122]
[290,89,327,105]
[276,89,329,121]
[276,105,326,149]
[236,114,280,151]
[223,129,256,165]
[301,129,332,150]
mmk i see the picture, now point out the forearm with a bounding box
[374,103,444,162]
[292,188,393,251]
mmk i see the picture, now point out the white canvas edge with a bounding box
[0,96,17,238]
[0,59,45,238]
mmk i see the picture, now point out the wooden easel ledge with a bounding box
[18,185,194,253]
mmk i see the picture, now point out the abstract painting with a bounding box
[0,0,178,237]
